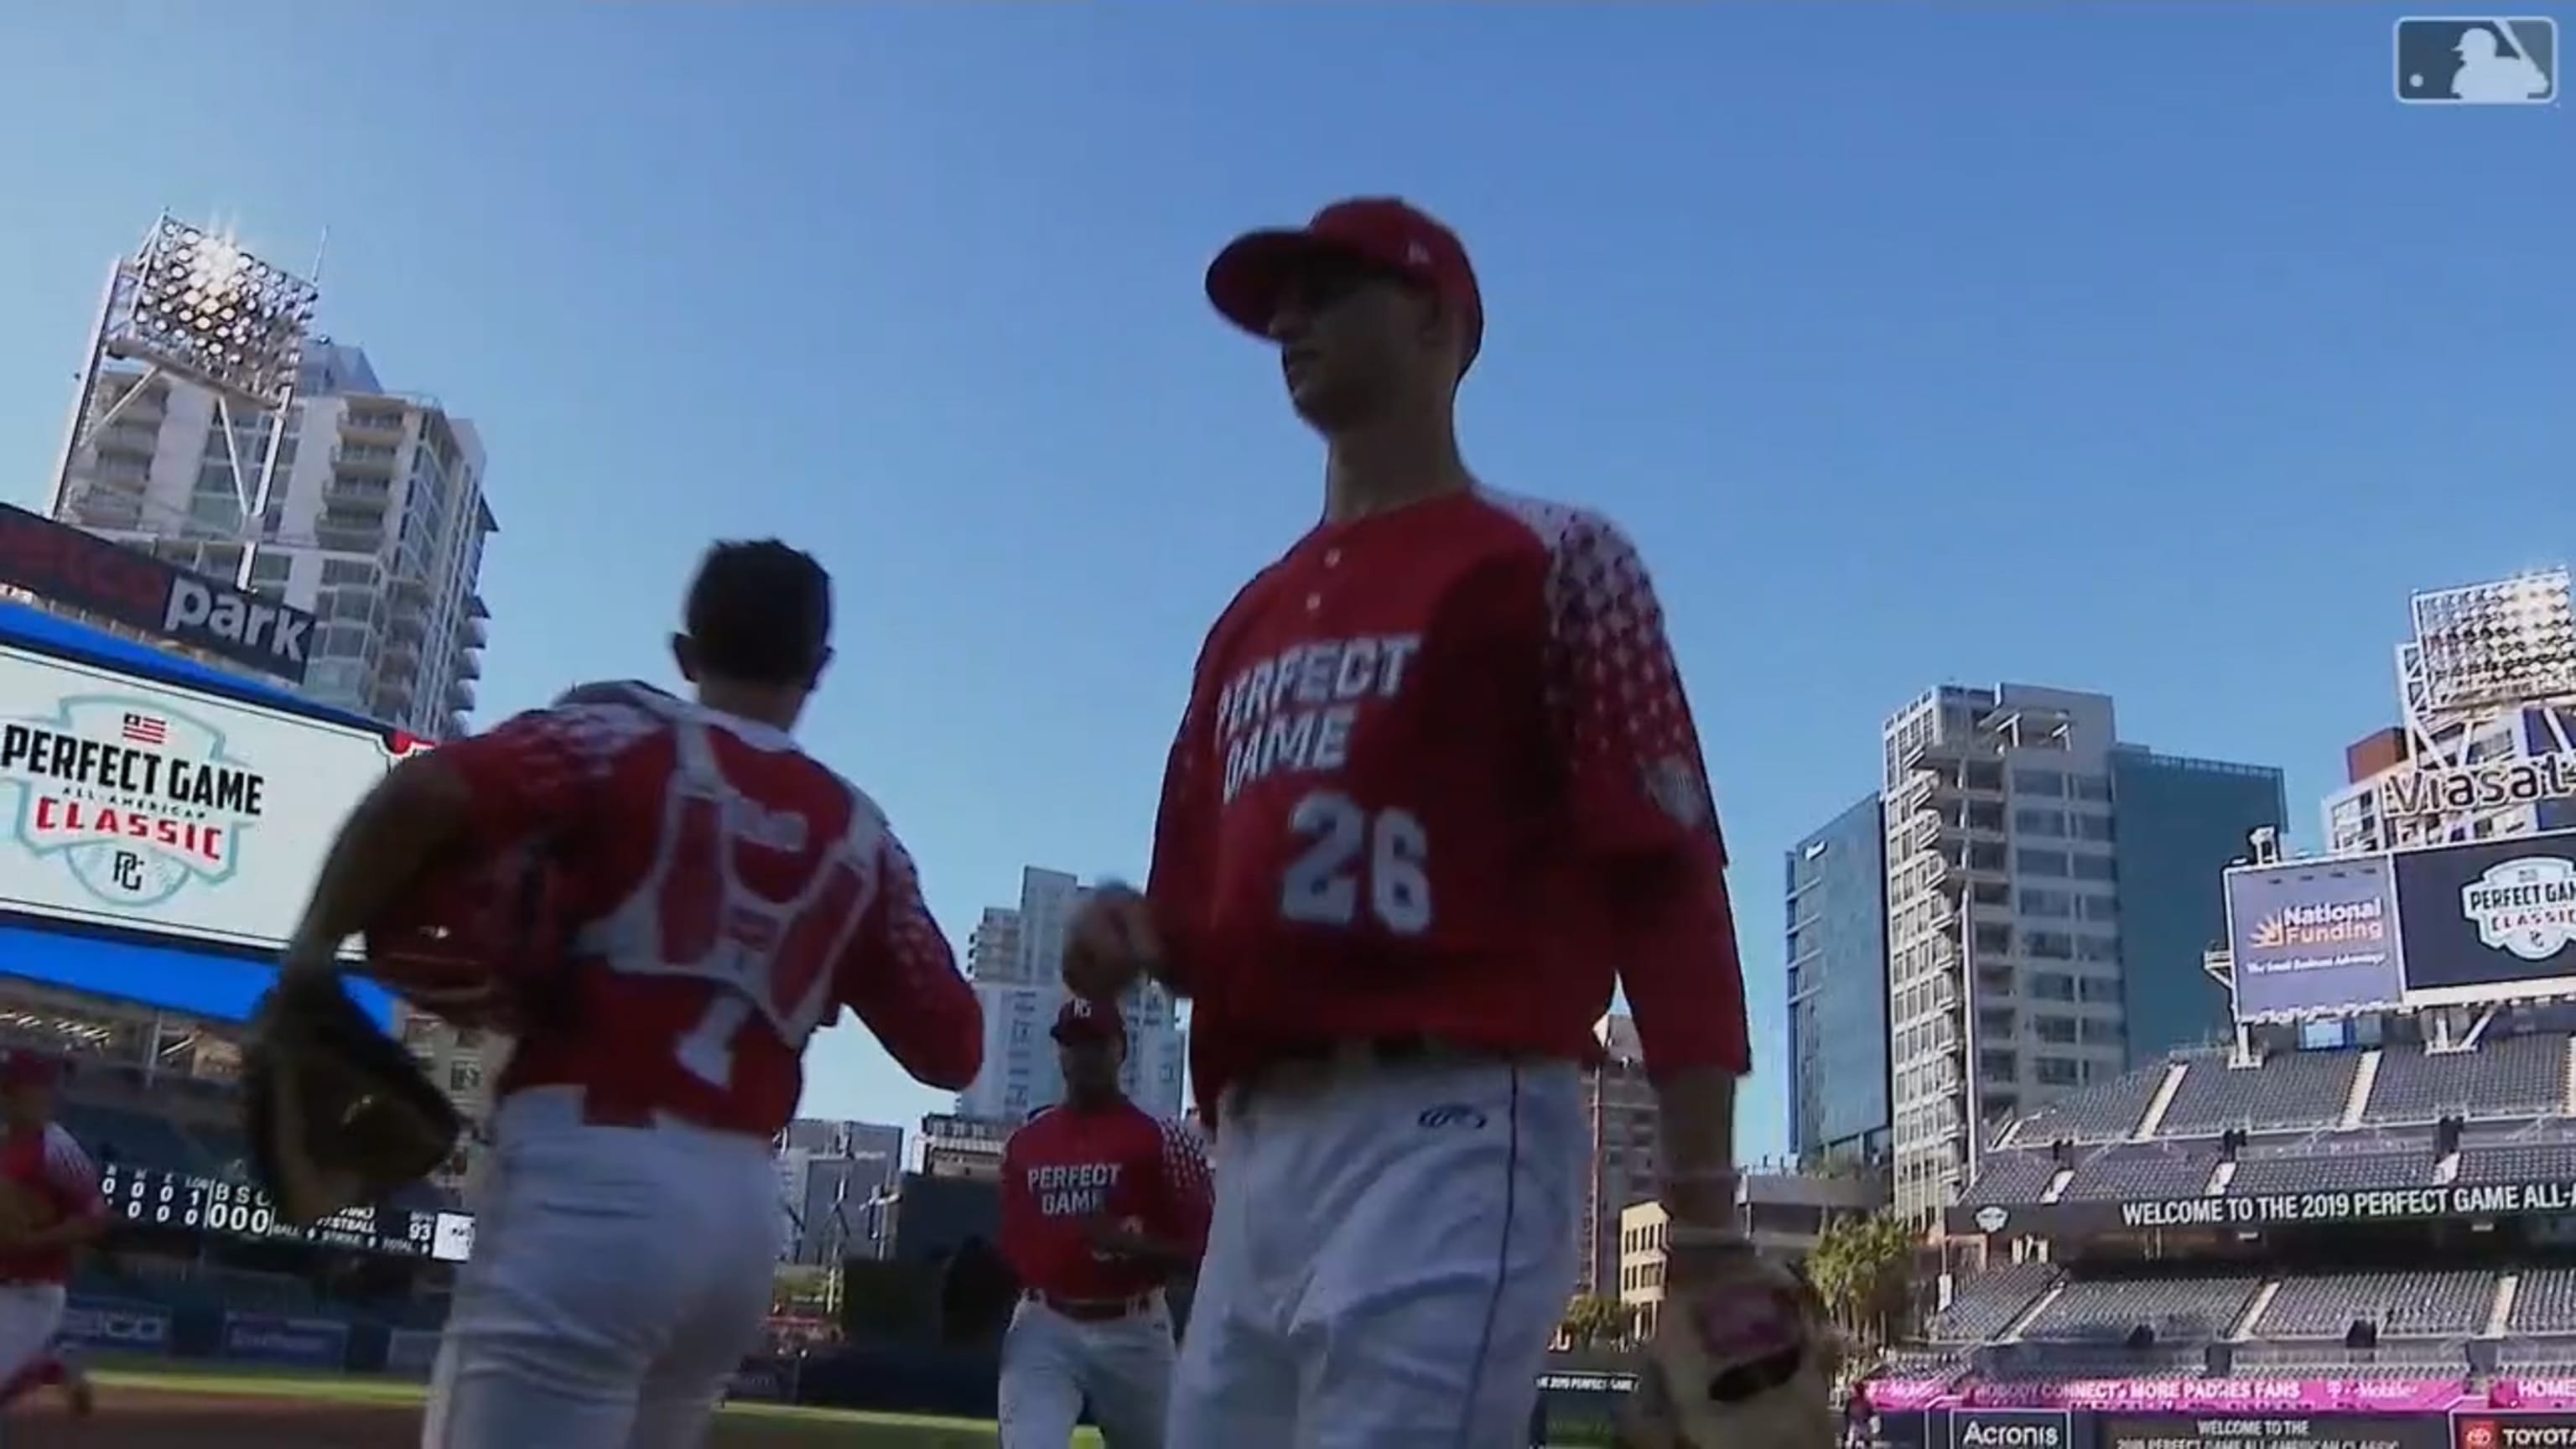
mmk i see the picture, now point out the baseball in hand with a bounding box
[1062,885,1161,1000]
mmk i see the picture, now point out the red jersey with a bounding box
[998,1100,1213,1301]
[433,682,982,1137]
[1146,490,1748,1111]
[0,1124,105,1285]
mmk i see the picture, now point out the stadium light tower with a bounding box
[48,215,321,590]
[2393,567,2576,839]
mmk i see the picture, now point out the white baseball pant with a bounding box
[997,1293,1176,1448]
[423,1088,779,1449]
[1166,1050,1583,1448]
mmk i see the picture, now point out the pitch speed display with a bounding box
[96,1161,469,1260]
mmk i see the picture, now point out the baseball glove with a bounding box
[1618,1243,1837,1449]
[243,972,463,1226]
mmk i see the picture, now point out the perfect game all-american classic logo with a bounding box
[2463,854,2576,963]
[0,697,265,909]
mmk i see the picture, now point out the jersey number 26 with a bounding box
[1280,790,1431,934]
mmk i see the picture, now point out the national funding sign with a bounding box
[1950,1179,2576,1238]
[0,639,423,953]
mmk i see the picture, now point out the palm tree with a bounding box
[1559,1292,1636,1349]
[1805,1213,1916,1350]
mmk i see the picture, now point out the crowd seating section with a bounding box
[1960,1153,2059,1206]
[2459,1140,2576,1188]
[2226,1147,2435,1197]
[2055,1147,2215,1202]
[2365,1036,2568,1124]
[2509,1269,2576,1333]
[1925,1264,2060,1344]
[2159,1052,2360,1135]
[2257,1270,2497,1340]
[2007,1067,2166,1146]
[2018,1276,2258,1343]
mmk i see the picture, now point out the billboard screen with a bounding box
[0,503,317,683]
[2395,831,2576,1005]
[0,600,408,1023]
[2226,855,2406,1020]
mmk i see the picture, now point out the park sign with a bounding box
[1947,1178,2576,1239]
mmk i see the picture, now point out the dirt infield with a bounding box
[1,1385,987,1446]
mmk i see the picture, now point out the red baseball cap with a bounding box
[1052,996,1126,1046]
[1205,197,1484,371]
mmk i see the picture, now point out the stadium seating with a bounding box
[2257,1271,2498,1340]
[2018,1276,2259,1343]
[1925,1262,2059,1344]
[2055,1146,2218,1202]
[2158,1051,2360,1135]
[2506,1268,2576,1334]
[2226,1146,2435,1196]
[1959,1152,2059,1206]
[2365,1036,2569,1124]
[58,1102,205,1174]
[2458,1139,2576,1187]
[2005,1067,2167,1145]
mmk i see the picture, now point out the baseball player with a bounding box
[994,998,1211,1449]
[1062,197,1828,1446]
[275,539,984,1449]
[0,1054,102,1420]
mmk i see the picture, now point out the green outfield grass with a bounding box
[85,1360,1098,1445]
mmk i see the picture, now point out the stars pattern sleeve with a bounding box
[42,1124,105,1223]
[431,694,667,845]
[839,824,984,1092]
[1532,505,1751,1078]
[1151,1116,1214,1258]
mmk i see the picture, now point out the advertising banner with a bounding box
[385,1328,444,1379]
[2396,832,2576,1004]
[2097,1415,2447,1449]
[1948,1178,2576,1239]
[0,640,423,954]
[2226,856,2407,1020]
[56,1300,170,1352]
[2459,1413,2576,1447]
[1971,1380,2465,1415]
[1870,1380,1960,1412]
[0,502,318,682]
[221,1311,351,1370]
[1950,1409,2072,1447]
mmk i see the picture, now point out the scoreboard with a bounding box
[97,1160,473,1263]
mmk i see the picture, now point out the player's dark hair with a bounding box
[682,539,833,686]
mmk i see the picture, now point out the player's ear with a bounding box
[669,632,700,684]
[805,645,834,693]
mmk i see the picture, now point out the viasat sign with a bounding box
[0,640,422,953]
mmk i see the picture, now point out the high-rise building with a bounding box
[1579,1015,1659,1298]
[1785,793,1890,1170]
[52,338,496,740]
[953,867,1185,1122]
[774,1119,904,1265]
[2109,746,2287,1063]
[2323,571,2576,854]
[1878,683,2283,1220]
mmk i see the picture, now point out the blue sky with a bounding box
[0,5,2565,1165]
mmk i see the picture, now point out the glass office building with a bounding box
[1785,793,1891,1168]
[2108,745,2289,1065]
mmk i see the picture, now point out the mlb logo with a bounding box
[2395,17,2558,104]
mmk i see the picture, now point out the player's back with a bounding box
[487,682,954,1137]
